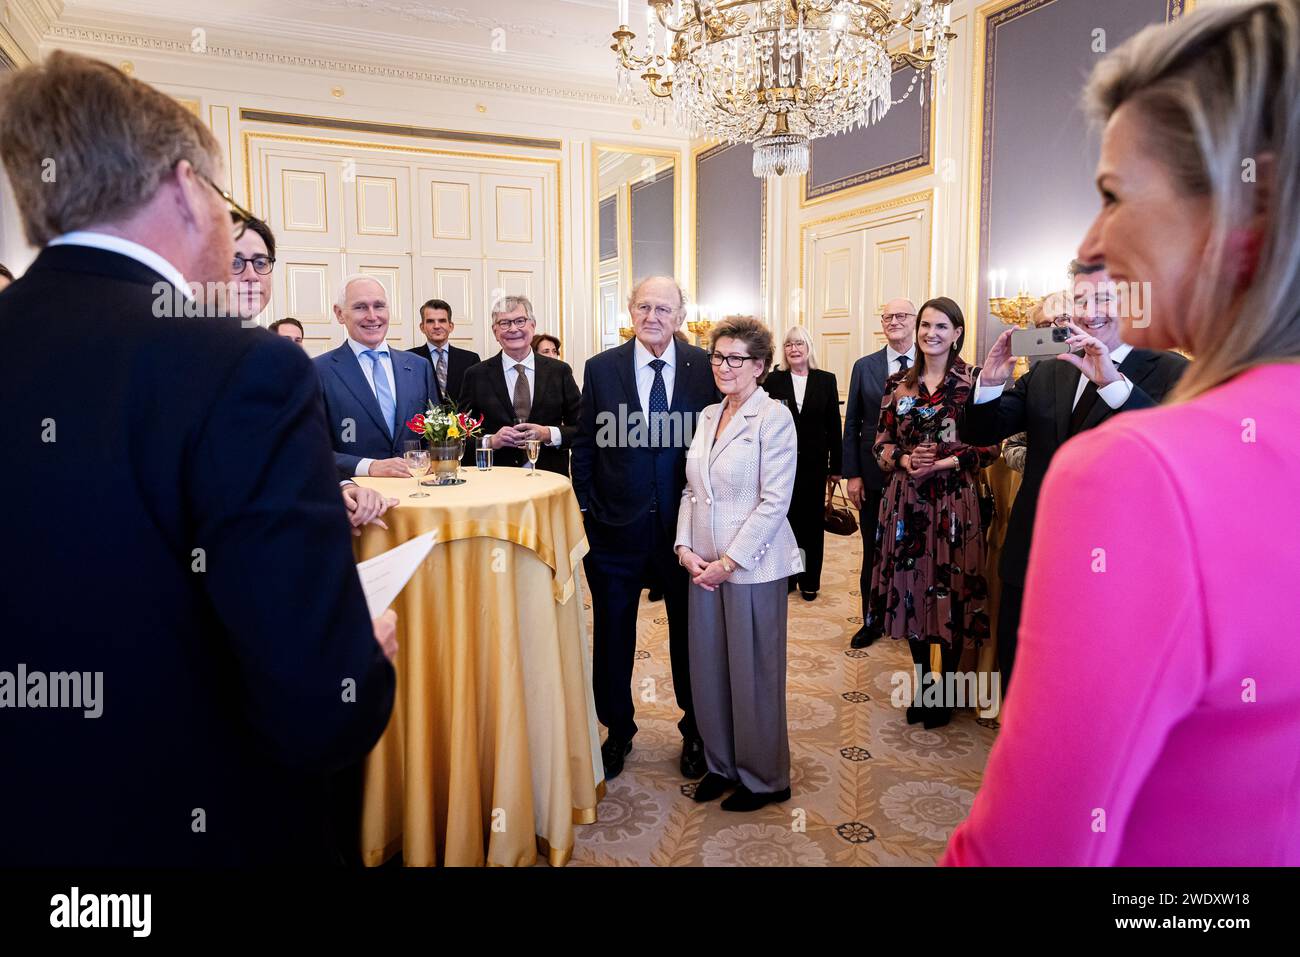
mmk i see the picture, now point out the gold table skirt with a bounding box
[353,467,604,866]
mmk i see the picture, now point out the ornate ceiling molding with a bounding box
[280,0,613,50]
[45,23,623,105]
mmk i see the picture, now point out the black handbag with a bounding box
[824,479,858,536]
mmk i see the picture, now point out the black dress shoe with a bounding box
[680,736,706,779]
[721,785,792,812]
[647,588,664,602]
[923,707,952,730]
[601,736,633,779]
[849,627,879,649]
[692,772,737,803]
[801,590,817,602]
[906,705,925,725]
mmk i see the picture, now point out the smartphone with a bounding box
[1010,325,1072,357]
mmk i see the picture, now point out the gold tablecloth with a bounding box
[353,466,603,866]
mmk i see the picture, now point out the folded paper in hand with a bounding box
[356,531,435,619]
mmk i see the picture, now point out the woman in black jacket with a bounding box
[762,325,842,600]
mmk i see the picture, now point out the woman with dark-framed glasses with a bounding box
[675,316,801,812]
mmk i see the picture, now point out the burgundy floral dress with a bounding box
[866,358,999,646]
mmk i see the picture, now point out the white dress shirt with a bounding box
[791,371,808,412]
[885,343,918,377]
[974,342,1135,409]
[501,350,561,448]
[347,337,399,477]
[634,336,677,413]
[48,231,193,299]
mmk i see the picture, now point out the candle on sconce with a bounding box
[1018,270,1028,296]
[988,270,999,299]
[619,0,629,27]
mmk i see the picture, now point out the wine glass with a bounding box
[524,438,541,475]
[403,449,430,498]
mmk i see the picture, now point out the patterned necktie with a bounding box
[363,349,396,436]
[435,348,449,398]
[512,363,531,422]
[647,358,669,415]
[897,354,911,372]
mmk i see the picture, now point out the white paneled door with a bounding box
[249,137,558,359]
[804,195,932,399]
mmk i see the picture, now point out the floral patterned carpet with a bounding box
[568,531,997,867]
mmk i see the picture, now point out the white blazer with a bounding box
[675,387,804,585]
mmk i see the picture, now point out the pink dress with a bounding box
[943,364,1300,866]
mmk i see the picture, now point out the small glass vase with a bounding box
[427,440,462,486]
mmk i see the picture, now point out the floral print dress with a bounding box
[866,358,999,646]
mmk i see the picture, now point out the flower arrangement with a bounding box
[406,402,485,445]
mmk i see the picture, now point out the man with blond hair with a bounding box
[0,52,396,866]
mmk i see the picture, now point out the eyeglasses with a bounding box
[232,253,275,276]
[199,172,261,241]
[494,316,532,330]
[882,312,916,323]
[632,302,676,319]
[709,352,755,369]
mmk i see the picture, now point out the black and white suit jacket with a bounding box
[961,348,1189,586]
[458,351,582,474]
[762,368,844,484]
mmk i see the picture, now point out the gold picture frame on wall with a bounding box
[965,0,1198,354]
[690,141,767,314]
[799,62,937,209]
[591,143,682,354]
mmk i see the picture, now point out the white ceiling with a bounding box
[58,0,638,97]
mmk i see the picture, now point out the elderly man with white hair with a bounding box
[316,273,438,481]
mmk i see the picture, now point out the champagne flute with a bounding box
[403,449,430,498]
[524,438,541,475]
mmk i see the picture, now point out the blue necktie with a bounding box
[363,349,396,437]
[647,358,669,509]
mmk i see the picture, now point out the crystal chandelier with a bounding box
[611,0,956,178]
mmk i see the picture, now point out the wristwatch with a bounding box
[719,554,736,574]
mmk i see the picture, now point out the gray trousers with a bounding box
[687,577,790,793]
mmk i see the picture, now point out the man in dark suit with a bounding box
[459,295,580,475]
[571,276,717,780]
[842,298,917,648]
[962,261,1188,691]
[0,50,396,866]
[316,275,438,481]
[408,298,481,405]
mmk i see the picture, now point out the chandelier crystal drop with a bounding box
[610,0,957,179]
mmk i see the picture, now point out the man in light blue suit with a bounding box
[316,274,437,481]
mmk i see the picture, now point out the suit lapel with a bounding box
[331,345,391,439]
[668,343,699,416]
[1078,350,1155,432]
[391,351,423,423]
[615,339,644,416]
[710,389,762,466]
[488,353,516,421]
[1055,360,1082,444]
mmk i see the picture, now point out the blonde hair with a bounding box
[1084,0,1300,401]
[0,51,221,246]
[779,325,819,370]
